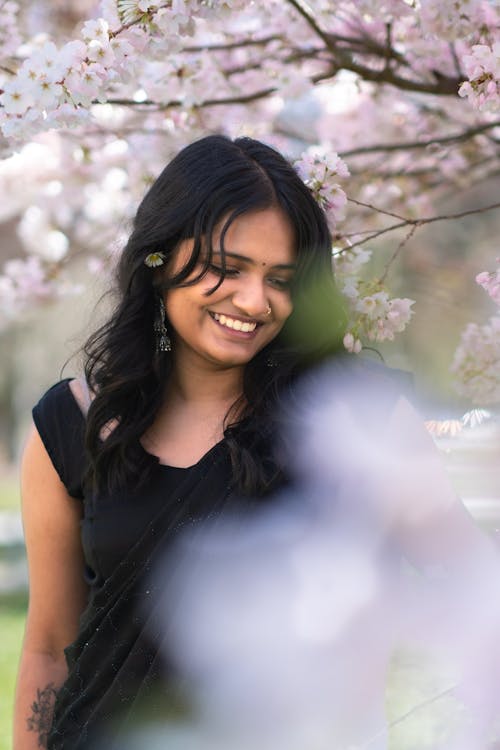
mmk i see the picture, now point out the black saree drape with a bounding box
[48,442,242,750]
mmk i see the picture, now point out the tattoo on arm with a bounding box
[26,683,57,748]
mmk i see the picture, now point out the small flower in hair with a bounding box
[144,252,165,268]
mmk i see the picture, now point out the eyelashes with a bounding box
[207,263,238,277]
[207,264,292,290]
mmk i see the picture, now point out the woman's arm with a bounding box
[13,425,88,750]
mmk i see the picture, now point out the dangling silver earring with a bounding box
[154,295,171,353]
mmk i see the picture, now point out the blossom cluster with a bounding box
[476,261,500,306]
[0,0,264,141]
[294,150,350,232]
[0,19,146,140]
[452,261,500,404]
[451,316,500,405]
[294,150,415,353]
[419,0,488,42]
[332,246,415,354]
[459,42,500,111]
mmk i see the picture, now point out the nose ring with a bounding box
[265,305,272,316]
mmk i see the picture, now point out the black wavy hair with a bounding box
[83,134,347,497]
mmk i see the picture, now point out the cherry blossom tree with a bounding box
[1,0,500,402]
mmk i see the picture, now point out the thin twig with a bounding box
[356,683,458,749]
[348,167,439,179]
[449,41,464,79]
[340,120,500,157]
[109,2,171,37]
[103,59,338,110]
[416,200,500,223]
[224,45,325,78]
[384,22,392,72]
[389,684,458,730]
[347,197,409,222]
[184,35,281,53]
[344,199,500,251]
[379,223,418,282]
[104,86,276,109]
[285,0,335,52]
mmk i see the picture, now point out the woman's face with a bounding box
[163,207,296,370]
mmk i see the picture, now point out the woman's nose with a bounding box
[232,277,269,317]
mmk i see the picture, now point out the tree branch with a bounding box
[102,57,338,111]
[449,41,464,79]
[284,0,462,96]
[340,121,500,157]
[284,0,335,52]
[379,223,418,282]
[183,35,281,53]
[347,197,408,222]
[343,200,500,251]
[104,87,277,109]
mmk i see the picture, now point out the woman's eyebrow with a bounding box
[212,250,296,270]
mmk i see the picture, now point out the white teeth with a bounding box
[213,313,257,332]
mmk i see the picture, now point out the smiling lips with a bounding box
[210,312,260,333]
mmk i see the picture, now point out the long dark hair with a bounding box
[83,135,347,496]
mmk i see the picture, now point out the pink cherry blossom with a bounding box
[343,332,362,353]
[294,149,350,230]
[87,40,116,68]
[476,264,500,306]
[419,0,485,41]
[452,316,500,404]
[459,42,500,111]
[333,246,415,353]
[0,81,34,115]
[81,19,110,44]
[355,290,390,320]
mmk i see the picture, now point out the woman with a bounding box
[13,134,346,749]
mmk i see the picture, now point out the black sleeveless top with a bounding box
[32,378,218,586]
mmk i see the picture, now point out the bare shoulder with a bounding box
[21,424,87,656]
[21,423,83,512]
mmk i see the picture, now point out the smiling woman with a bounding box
[14,135,346,750]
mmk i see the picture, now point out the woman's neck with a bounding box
[166,356,245,409]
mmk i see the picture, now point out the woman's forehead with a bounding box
[212,208,296,259]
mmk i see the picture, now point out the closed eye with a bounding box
[268,277,292,290]
[207,263,240,277]
[208,263,292,290]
